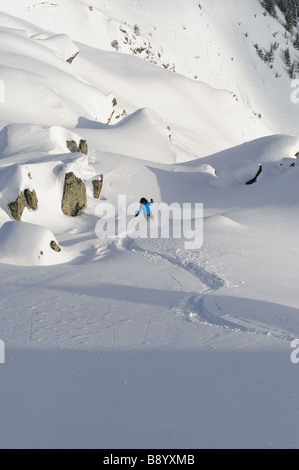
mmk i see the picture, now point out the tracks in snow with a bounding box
[111,236,295,341]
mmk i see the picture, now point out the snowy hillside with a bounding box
[1,0,299,136]
[0,0,298,450]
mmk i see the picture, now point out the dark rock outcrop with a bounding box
[66,51,79,64]
[61,172,87,216]
[50,240,61,252]
[79,139,88,155]
[246,164,263,185]
[24,189,38,210]
[9,189,38,221]
[66,139,88,155]
[66,140,79,153]
[8,192,27,221]
[92,175,104,199]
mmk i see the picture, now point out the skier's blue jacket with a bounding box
[136,201,153,216]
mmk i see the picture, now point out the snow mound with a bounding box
[0,153,96,232]
[0,18,120,127]
[32,33,79,61]
[87,107,176,163]
[211,159,262,189]
[0,160,60,205]
[0,64,76,127]
[0,124,88,161]
[184,134,299,189]
[0,221,72,266]
[252,135,299,163]
[205,215,245,231]
[202,135,299,172]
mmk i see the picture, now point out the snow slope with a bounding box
[0,0,298,450]
[1,0,298,135]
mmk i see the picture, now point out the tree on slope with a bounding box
[275,0,299,31]
[262,0,278,17]
[289,61,297,77]
[284,46,291,66]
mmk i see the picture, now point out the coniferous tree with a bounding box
[289,61,296,78]
[294,32,299,49]
[285,10,295,31]
[254,43,264,60]
[284,47,291,66]
[262,0,277,17]
[265,47,275,63]
[275,0,287,14]
[275,0,299,29]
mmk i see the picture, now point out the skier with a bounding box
[135,197,154,220]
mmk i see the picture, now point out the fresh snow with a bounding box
[0,0,298,450]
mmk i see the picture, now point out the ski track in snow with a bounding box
[111,236,295,342]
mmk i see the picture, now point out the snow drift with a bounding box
[0,221,72,266]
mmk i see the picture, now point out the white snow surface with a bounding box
[0,0,298,449]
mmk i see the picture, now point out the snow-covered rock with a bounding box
[0,0,298,451]
[0,221,71,265]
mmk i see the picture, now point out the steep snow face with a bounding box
[1,0,298,136]
[71,45,270,159]
[0,6,271,159]
[196,1,299,135]
[0,13,119,127]
[1,0,298,159]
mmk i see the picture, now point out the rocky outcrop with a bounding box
[24,189,38,210]
[66,51,79,64]
[246,164,263,185]
[50,240,61,252]
[66,140,78,153]
[61,172,87,216]
[92,175,104,199]
[9,189,38,221]
[79,140,88,155]
[8,192,27,221]
[66,139,88,155]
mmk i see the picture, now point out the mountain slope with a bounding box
[0,2,273,159]
[0,0,298,450]
[1,0,298,136]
